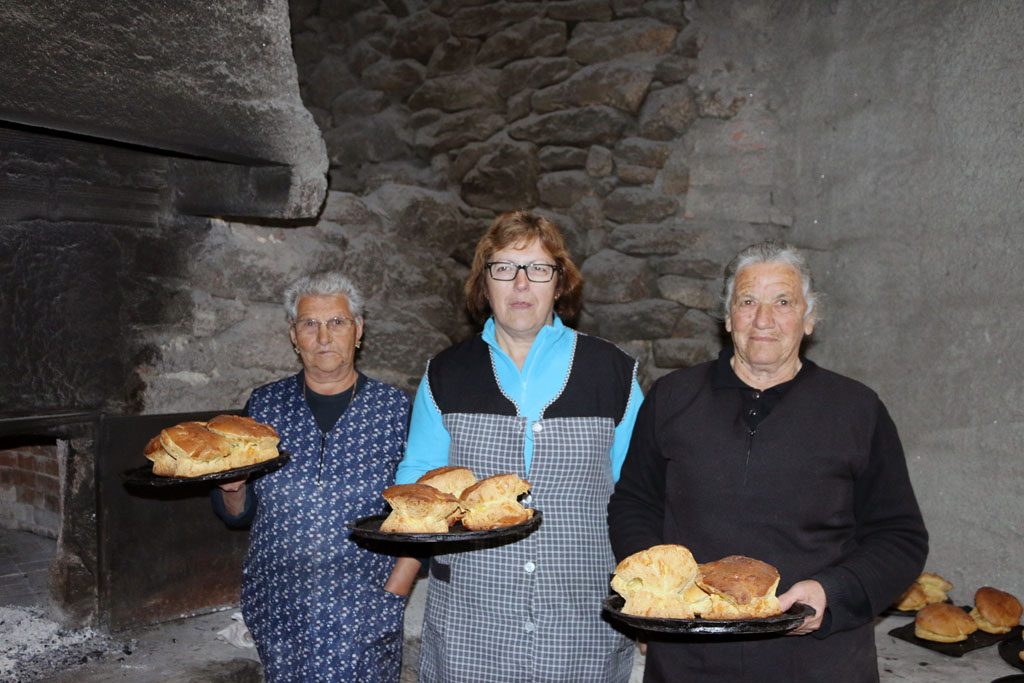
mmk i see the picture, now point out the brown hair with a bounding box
[464,210,584,324]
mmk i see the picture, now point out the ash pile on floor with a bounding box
[0,605,129,682]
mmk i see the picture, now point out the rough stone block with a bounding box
[408,69,505,112]
[657,275,719,310]
[566,17,677,64]
[449,3,538,37]
[414,108,506,153]
[500,57,579,96]
[538,170,596,208]
[477,17,567,66]
[652,337,719,368]
[509,106,631,147]
[540,146,590,171]
[638,84,699,140]
[532,58,657,115]
[586,299,687,339]
[604,187,678,223]
[548,0,614,22]
[460,140,540,211]
[427,35,480,76]
[608,223,692,255]
[581,249,652,303]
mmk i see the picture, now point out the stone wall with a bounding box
[146,0,776,408]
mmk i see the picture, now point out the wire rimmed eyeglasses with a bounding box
[485,261,561,282]
[292,317,356,336]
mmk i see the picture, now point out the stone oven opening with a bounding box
[0,0,328,635]
[0,435,60,610]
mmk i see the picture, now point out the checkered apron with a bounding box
[418,412,634,682]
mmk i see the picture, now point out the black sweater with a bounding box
[608,349,928,683]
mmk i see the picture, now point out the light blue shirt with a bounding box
[396,317,642,484]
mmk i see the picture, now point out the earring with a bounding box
[355,340,362,349]
[292,346,301,355]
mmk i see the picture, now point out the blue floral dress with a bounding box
[240,373,411,682]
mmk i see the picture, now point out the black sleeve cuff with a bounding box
[210,484,257,529]
[811,565,873,638]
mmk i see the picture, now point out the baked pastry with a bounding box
[917,572,954,604]
[696,555,783,619]
[206,415,281,470]
[416,466,477,498]
[146,417,280,477]
[970,586,1022,634]
[914,602,977,642]
[894,583,930,611]
[458,473,533,530]
[611,544,700,619]
[380,484,461,533]
[683,580,714,616]
[893,572,953,611]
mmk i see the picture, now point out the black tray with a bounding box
[602,595,815,634]
[122,451,290,486]
[887,612,1016,657]
[997,631,1024,672]
[346,510,542,543]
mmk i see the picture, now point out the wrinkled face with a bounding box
[485,238,558,341]
[288,294,363,380]
[725,262,814,376]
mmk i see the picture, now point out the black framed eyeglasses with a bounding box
[485,261,560,282]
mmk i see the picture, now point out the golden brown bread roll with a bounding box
[696,555,783,619]
[458,474,533,530]
[144,435,178,476]
[207,415,281,469]
[894,583,930,611]
[611,545,699,619]
[380,484,461,533]
[416,466,477,498]
[146,416,281,477]
[969,586,1022,634]
[683,580,713,616]
[917,572,954,603]
[915,602,977,642]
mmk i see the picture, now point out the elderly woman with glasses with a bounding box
[387,210,644,683]
[211,271,412,683]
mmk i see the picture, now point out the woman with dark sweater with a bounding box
[608,240,928,683]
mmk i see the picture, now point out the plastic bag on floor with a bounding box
[216,612,255,649]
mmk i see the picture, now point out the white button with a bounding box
[524,561,536,573]
[532,422,543,433]
[524,621,536,632]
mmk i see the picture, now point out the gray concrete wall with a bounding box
[689,0,1023,600]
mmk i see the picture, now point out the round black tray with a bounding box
[602,594,814,634]
[997,630,1024,672]
[122,451,290,486]
[346,510,542,543]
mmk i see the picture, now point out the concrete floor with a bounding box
[2,527,1022,682]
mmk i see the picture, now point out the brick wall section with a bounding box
[0,442,60,538]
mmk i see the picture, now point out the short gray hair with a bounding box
[283,271,365,322]
[721,240,821,321]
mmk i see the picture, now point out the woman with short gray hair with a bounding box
[610,240,928,682]
[212,270,412,682]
